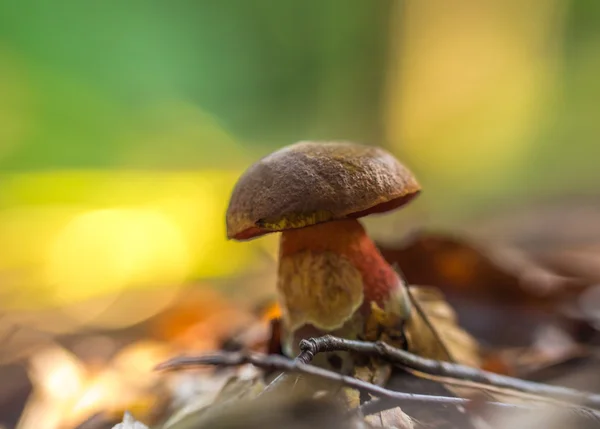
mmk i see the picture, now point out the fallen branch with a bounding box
[156,350,587,416]
[299,335,600,409]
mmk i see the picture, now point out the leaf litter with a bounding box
[30,199,600,429]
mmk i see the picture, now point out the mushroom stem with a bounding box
[277,219,407,346]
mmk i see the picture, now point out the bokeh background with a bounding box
[0,1,599,428]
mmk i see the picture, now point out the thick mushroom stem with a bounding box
[277,218,408,347]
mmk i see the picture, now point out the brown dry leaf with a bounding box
[403,285,482,368]
[460,201,600,338]
[381,200,600,344]
[378,233,586,310]
[378,232,590,349]
[364,407,414,429]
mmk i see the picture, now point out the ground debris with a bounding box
[111,412,148,429]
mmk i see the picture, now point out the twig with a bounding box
[156,350,529,411]
[299,335,600,409]
[395,368,578,407]
[157,349,600,423]
[259,339,316,394]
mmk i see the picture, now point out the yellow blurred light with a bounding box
[111,340,171,386]
[0,169,268,311]
[146,171,256,277]
[385,0,565,192]
[71,370,121,419]
[43,208,191,304]
[28,346,86,401]
[55,288,184,331]
[22,342,167,429]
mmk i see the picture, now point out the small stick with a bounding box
[299,335,600,409]
[156,351,529,412]
[259,340,316,394]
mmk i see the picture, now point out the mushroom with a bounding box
[226,141,421,355]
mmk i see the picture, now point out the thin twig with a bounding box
[299,335,600,409]
[398,369,580,407]
[259,340,316,394]
[156,350,600,424]
[156,350,531,412]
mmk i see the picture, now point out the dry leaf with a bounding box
[403,285,482,368]
[378,233,585,310]
[364,407,414,429]
[378,233,590,348]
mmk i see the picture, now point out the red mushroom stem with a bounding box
[277,218,408,350]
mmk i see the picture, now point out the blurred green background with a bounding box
[0,0,598,322]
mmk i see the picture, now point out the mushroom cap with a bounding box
[226,141,421,240]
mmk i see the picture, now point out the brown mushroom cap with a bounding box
[226,141,421,240]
